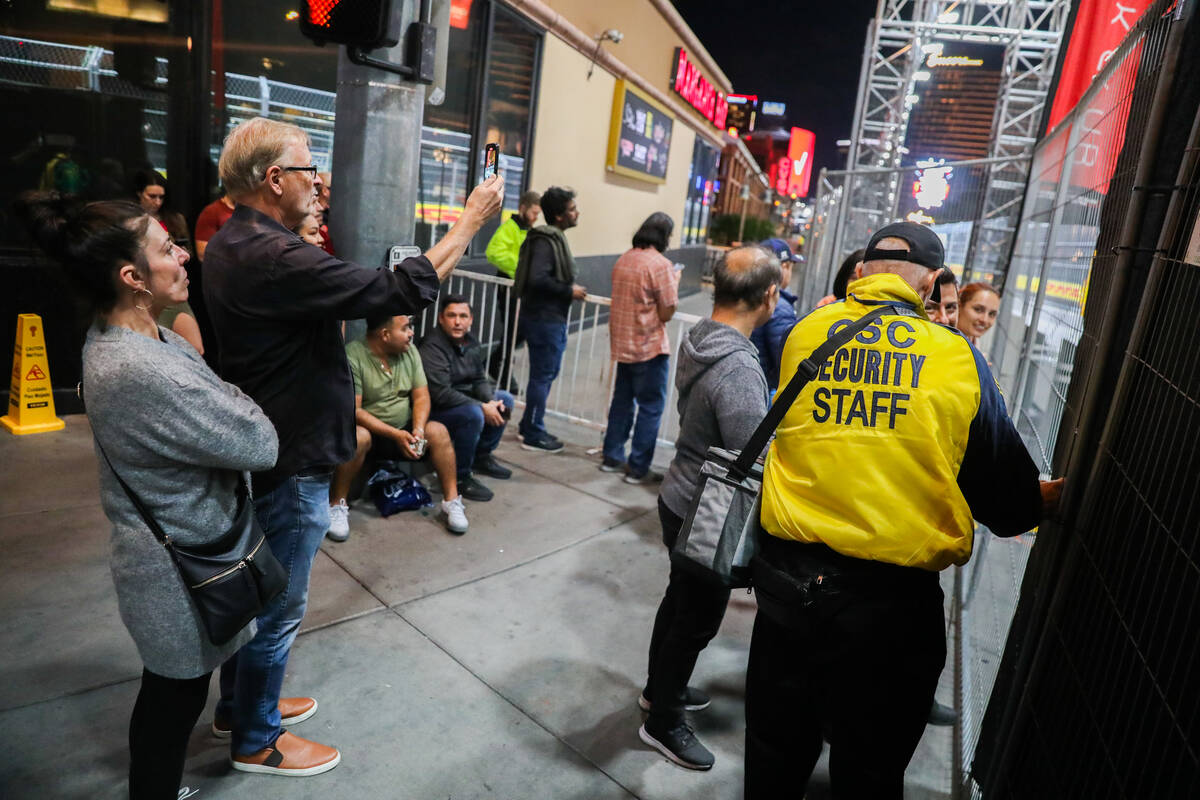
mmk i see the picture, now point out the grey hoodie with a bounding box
[660,318,770,521]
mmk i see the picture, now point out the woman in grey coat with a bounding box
[20,193,278,799]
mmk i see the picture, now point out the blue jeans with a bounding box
[429,389,514,479]
[216,472,331,755]
[519,318,567,439]
[602,354,670,476]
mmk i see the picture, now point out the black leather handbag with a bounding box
[96,444,288,646]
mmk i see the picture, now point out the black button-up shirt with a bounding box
[203,204,440,494]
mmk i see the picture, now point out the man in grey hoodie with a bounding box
[639,245,781,770]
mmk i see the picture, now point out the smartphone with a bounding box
[483,143,499,180]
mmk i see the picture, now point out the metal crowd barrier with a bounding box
[412,269,702,451]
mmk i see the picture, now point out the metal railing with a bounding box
[411,269,702,451]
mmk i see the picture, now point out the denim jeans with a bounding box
[429,389,514,479]
[602,354,669,476]
[519,318,567,439]
[216,472,331,755]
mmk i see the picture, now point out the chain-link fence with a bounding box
[797,155,1030,312]
[957,0,1197,796]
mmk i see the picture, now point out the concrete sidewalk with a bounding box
[0,408,952,799]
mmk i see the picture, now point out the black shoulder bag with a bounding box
[670,304,900,588]
[94,441,288,646]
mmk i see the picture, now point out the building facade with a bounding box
[0,0,765,409]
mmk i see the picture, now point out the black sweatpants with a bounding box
[744,539,946,800]
[645,497,731,726]
[128,668,211,799]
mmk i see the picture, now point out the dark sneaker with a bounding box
[928,700,958,726]
[638,721,714,770]
[624,469,664,485]
[599,457,626,473]
[637,687,711,713]
[212,697,318,739]
[473,455,512,480]
[230,731,340,777]
[520,434,564,453]
[458,476,494,502]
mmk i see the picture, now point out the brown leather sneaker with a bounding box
[231,731,341,776]
[211,697,319,739]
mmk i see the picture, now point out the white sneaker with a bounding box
[326,499,350,542]
[441,496,468,535]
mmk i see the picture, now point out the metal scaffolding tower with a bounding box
[832,0,1071,284]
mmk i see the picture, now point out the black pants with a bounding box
[128,668,210,800]
[744,539,946,799]
[645,497,731,726]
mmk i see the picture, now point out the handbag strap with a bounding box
[93,437,174,547]
[81,377,246,548]
[730,303,904,480]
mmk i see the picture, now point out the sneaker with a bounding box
[521,434,565,453]
[230,731,340,777]
[473,455,512,480]
[599,457,626,473]
[325,500,349,542]
[458,476,494,502]
[638,721,714,771]
[637,687,711,713]
[212,697,318,739]
[624,469,664,485]
[441,496,469,535]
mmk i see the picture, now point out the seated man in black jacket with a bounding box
[419,295,515,502]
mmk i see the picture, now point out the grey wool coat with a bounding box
[83,323,279,678]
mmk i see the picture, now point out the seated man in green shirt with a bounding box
[328,313,469,539]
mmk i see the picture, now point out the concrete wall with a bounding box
[527,35,697,259]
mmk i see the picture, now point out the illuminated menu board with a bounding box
[606,80,674,184]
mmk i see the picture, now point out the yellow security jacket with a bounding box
[760,272,1042,571]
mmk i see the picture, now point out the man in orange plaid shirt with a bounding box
[601,213,681,483]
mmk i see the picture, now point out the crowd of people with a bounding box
[19,106,1054,798]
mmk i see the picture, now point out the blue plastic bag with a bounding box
[366,461,433,517]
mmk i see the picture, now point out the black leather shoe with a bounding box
[458,476,494,502]
[473,455,512,480]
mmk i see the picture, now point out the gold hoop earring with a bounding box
[133,288,154,311]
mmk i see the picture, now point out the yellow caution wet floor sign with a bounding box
[2,313,66,435]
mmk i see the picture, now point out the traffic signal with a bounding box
[300,0,399,49]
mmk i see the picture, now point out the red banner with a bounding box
[1045,0,1152,132]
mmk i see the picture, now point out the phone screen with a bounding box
[483,143,499,180]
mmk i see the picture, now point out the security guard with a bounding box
[744,222,1063,799]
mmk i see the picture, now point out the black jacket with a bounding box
[517,235,573,323]
[203,204,439,494]
[418,326,495,410]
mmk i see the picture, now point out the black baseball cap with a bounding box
[863,221,946,303]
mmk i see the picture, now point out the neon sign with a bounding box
[923,43,983,68]
[671,48,727,130]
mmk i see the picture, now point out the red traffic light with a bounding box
[300,0,398,48]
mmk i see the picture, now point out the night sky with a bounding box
[671,0,880,185]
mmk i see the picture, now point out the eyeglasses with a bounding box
[280,165,319,176]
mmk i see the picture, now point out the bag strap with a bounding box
[730,303,901,480]
[81,377,245,548]
[92,437,173,546]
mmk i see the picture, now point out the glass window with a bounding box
[417,0,486,248]
[470,5,542,253]
[682,139,720,244]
